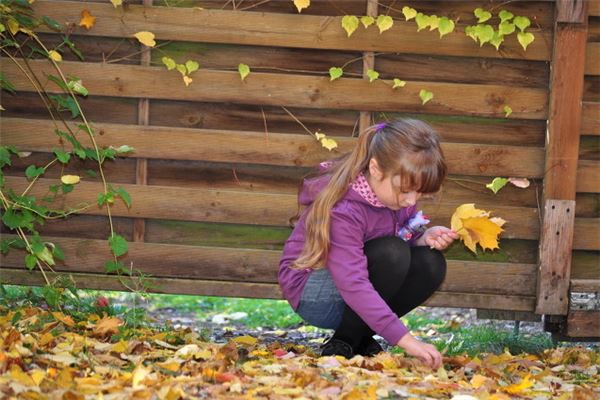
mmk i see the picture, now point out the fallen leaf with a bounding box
[79,10,96,30]
[93,316,123,337]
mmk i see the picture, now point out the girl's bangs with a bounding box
[393,154,446,194]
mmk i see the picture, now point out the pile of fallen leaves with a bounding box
[1,306,598,399]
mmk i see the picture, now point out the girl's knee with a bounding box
[364,236,411,277]
[414,247,447,287]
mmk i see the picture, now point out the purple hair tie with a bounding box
[374,122,386,132]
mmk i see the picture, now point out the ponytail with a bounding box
[292,125,379,269]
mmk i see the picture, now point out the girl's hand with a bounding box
[397,333,442,369]
[418,226,458,250]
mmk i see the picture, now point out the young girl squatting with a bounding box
[278,119,459,369]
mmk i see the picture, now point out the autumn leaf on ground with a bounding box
[134,31,156,47]
[79,10,96,30]
[93,316,123,337]
[451,203,505,253]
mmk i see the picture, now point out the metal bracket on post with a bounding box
[535,199,576,315]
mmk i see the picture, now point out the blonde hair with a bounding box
[292,118,447,270]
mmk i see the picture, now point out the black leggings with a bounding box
[332,236,447,348]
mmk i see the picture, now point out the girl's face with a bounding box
[367,159,422,210]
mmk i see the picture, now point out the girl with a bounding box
[278,118,458,369]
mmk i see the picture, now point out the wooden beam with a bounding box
[536,200,576,315]
[30,1,552,61]
[3,176,541,239]
[0,268,536,311]
[358,0,377,136]
[1,117,547,177]
[566,310,600,337]
[3,60,549,120]
[537,2,588,317]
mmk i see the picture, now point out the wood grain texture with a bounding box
[570,279,600,292]
[3,60,549,119]
[566,311,600,337]
[536,200,576,315]
[581,102,600,135]
[31,1,552,61]
[585,42,600,75]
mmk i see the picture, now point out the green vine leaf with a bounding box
[498,21,515,36]
[105,260,124,273]
[392,78,406,89]
[499,10,514,23]
[341,15,359,37]
[503,105,513,117]
[376,15,394,33]
[513,16,531,31]
[419,89,433,105]
[328,67,343,81]
[115,187,132,208]
[366,69,379,82]
[185,60,199,75]
[475,24,494,46]
[486,177,509,194]
[428,15,440,31]
[438,17,455,38]
[53,148,71,164]
[517,31,535,50]
[66,79,88,96]
[175,64,187,77]
[25,254,37,269]
[108,234,128,257]
[489,31,504,50]
[465,26,478,43]
[474,8,492,23]
[238,63,250,81]
[402,6,417,21]
[25,165,45,180]
[415,13,429,31]
[360,16,374,28]
[162,57,176,70]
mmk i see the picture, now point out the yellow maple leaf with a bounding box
[134,31,156,47]
[503,374,534,394]
[293,0,310,13]
[79,9,96,30]
[232,335,258,346]
[451,203,504,253]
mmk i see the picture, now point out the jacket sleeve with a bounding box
[325,203,409,345]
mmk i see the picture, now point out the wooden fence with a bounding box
[1,0,598,337]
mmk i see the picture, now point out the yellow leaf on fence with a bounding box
[182,76,193,86]
[451,203,504,253]
[79,10,96,30]
[110,0,123,7]
[293,0,310,13]
[48,50,62,62]
[134,31,156,47]
[60,175,80,185]
[320,137,338,151]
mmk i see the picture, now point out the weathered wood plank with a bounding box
[590,1,600,17]
[576,159,600,193]
[585,42,600,75]
[3,176,541,239]
[556,0,587,24]
[566,311,600,337]
[31,1,552,61]
[0,268,536,311]
[3,60,549,119]
[572,250,600,279]
[581,102,600,135]
[0,235,537,296]
[544,18,588,200]
[2,117,546,176]
[573,218,600,250]
[536,200,576,315]
[570,279,600,292]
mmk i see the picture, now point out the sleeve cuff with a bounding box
[379,319,409,345]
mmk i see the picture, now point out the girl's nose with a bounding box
[406,191,420,206]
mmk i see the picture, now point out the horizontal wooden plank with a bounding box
[0,268,535,311]
[573,218,600,250]
[589,1,600,17]
[3,59,549,119]
[582,102,600,135]
[572,250,600,280]
[566,310,600,337]
[3,176,541,239]
[576,159,600,193]
[585,43,600,76]
[31,1,552,61]
[3,117,546,176]
[570,279,600,292]
[0,235,537,296]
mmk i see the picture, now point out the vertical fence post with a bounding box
[133,0,153,243]
[536,0,588,316]
[358,0,377,134]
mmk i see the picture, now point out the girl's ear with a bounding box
[368,158,383,180]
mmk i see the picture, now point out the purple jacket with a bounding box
[278,169,426,345]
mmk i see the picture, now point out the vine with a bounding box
[0,0,150,296]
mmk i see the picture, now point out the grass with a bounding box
[1,285,561,356]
